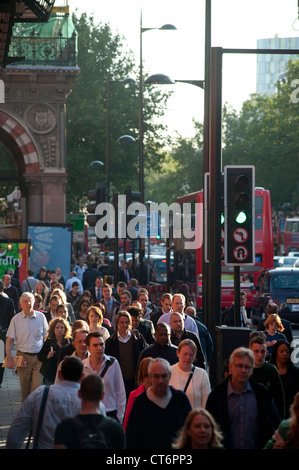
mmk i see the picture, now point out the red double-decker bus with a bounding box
[173,187,274,311]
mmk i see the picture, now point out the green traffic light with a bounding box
[236,211,247,224]
[221,214,225,224]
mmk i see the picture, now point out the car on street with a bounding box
[251,267,299,325]
[276,256,297,267]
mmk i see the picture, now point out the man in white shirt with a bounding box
[6,356,84,449]
[74,257,87,282]
[6,292,48,402]
[65,271,83,294]
[158,293,200,338]
[82,332,126,423]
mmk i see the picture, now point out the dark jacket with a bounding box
[206,375,281,449]
[0,295,15,341]
[170,328,206,369]
[193,317,214,364]
[104,329,147,372]
[37,338,70,384]
[137,320,155,344]
[4,285,19,314]
[126,386,192,449]
[137,341,179,371]
[82,267,101,290]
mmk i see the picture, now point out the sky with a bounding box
[64,0,299,139]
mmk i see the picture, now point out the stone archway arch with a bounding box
[0,65,79,233]
[0,109,39,174]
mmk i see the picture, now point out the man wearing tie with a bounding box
[120,262,130,284]
[89,276,103,304]
[223,291,252,327]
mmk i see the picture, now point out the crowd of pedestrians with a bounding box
[1,254,299,450]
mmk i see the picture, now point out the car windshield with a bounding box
[278,257,296,266]
[272,273,299,291]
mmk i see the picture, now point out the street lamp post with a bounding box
[139,12,177,203]
[139,10,176,285]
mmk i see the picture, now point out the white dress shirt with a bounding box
[82,354,126,423]
[157,311,200,338]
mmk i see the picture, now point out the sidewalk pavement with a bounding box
[0,366,22,449]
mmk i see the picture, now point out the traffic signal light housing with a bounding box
[86,183,108,244]
[224,165,255,265]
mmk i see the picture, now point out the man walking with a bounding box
[5,292,48,402]
[6,356,84,449]
[206,347,281,449]
[82,332,126,423]
[126,358,191,448]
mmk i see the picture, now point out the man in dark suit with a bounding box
[185,306,213,366]
[119,262,130,284]
[88,276,104,304]
[127,278,139,301]
[82,263,101,291]
[7,268,22,297]
[3,274,19,314]
[99,283,120,326]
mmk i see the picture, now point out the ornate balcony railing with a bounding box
[8,32,77,67]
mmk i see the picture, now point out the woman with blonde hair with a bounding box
[51,288,75,323]
[173,408,224,449]
[170,339,211,409]
[263,313,287,358]
[86,305,110,341]
[35,281,49,308]
[37,317,72,385]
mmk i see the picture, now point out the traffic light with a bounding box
[224,165,255,265]
[86,183,108,244]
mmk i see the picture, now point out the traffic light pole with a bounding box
[234,266,241,327]
[207,47,223,387]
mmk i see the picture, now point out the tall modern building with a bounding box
[256,35,299,95]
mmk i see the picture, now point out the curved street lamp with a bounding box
[117,135,136,143]
[90,160,104,168]
[145,73,205,89]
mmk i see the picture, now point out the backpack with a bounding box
[76,416,108,449]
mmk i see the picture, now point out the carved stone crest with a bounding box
[25,103,57,134]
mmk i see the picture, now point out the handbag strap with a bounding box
[100,357,115,378]
[33,386,50,449]
[184,366,195,393]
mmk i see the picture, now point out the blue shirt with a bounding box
[227,379,259,449]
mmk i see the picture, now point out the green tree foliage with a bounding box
[223,57,299,212]
[163,57,299,212]
[66,12,171,212]
[146,121,204,205]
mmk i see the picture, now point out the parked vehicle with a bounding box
[276,256,297,267]
[251,267,299,325]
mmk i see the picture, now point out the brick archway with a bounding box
[0,110,39,174]
[0,65,79,231]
